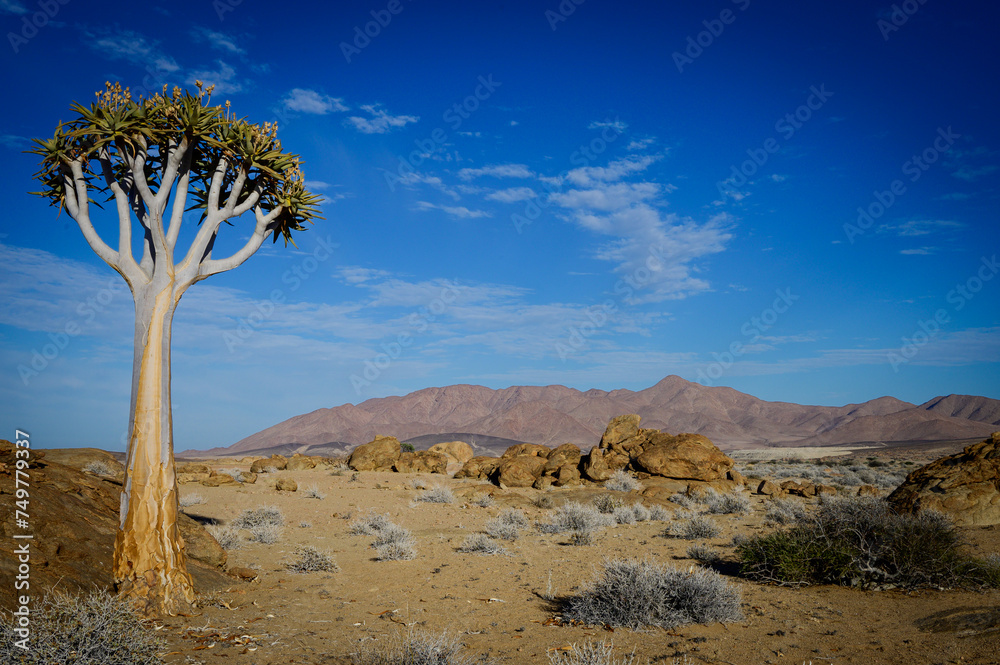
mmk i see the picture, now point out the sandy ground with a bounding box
[157,465,1000,665]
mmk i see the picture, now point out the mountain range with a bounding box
[189,376,1000,458]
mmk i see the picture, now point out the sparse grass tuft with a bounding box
[547,640,636,665]
[604,470,643,493]
[706,490,752,515]
[630,503,652,522]
[302,485,326,500]
[376,540,418,561]
[458,534,507,555]
[593,494,623,514]
[533,494,555,509]
[232,505,285,544]
[687,544,722,565]
[0,588,164,665]
[668,513,721,540]
[486,510,528,541]
[668,493,696,508]
[179,493,204,508]
[613,505,637,525]
[286,546,338,573]
[414,485,455,504]
[207,524,243,550]
[472,493,495,507]
[562,558,743,629]
[537,502,614,536]
[648,504,671,521]
[348,510,392,535]
[763,497,808,525]
[82,460,115,477]
[352,628,484,665]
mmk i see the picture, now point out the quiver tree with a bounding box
[29,82,323,615]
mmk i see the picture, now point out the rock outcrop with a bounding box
[887,432,1000,526]
[394,451,449,474]
[583,414,733,482]
[348,435,401,471]
[0,441,228,609]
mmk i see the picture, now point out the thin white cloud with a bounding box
[562,154,661,187]
[283,88,349,114]
[900,248,934,255]
[345,104,418,134]
[85,28,180,73]
[891,219,963,237]
[338,266,392,284]
[190,26,245,55]
[458,164,534,180]
[415,202,491,219]
[0,0,27,14]
[391,171,460,200]
[0,134,30,150]
[486,187,538,203]
[626,137,656,151]
[588,119,628,132]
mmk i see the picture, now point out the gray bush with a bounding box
[763,497,808,525]
[687,544,722,565]
[415,486,455,504]
[613,506,637,525]
[216,467,244,482]
[458,534,507,555]
[286,545,338,573]
[604,470,643,493]
[352,629,484,665]
[179,493,204,508]
[0,589,164,665]
[485,518,522,542]
[668,493,696,508]
[207,524,243,550]
[533,494,555,509]
[376,540,418,561]
[630,503,652,522]
[372,523,413,549]
[232,505,285,544]
[348,510,392,535]
[648,504,671,521]
[706,491,752,515]
[562,558,743,630]
[593,494,623,514]
[548,641,636,665]
[472,493,495,508]
[537,502,614,536]
[672,515,720,540]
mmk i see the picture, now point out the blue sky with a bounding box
[1,0,997,450]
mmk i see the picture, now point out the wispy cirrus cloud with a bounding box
[190,26,245,55]
[0,0,27,14]
[84,27,180,73]
[485,187,537,203]
[415,201,491,219]
[282,88,349,114]
[458,163,534,180]
[345,104,418,134]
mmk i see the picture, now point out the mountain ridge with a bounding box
[190,376,999,457]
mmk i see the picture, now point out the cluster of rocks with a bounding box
[348,437,473,475]
[347,414,742,492]
[176,453,331,492]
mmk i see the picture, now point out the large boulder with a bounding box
[494,455,547,488]
[541,443,583,486]
[286,454,317,471]
[583,415,733,483]
[887,433,1000,526]
[348,435,402,471]
[455,456,502,480]
[41,448,125,481]
[394,451,449,474]
[501,443,551,458]
[250,455,288,473]
[633,432,733,481]
[429,441,475,475]
[428,441,475,465]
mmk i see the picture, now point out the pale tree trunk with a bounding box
[114,276,197,616]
